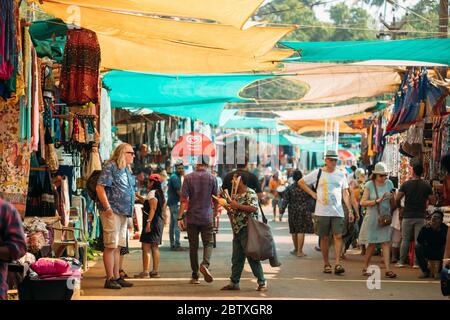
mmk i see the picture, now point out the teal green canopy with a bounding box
[149,104,237,126]
[254,133,320,146]
[29,19,67,62]
[222,116,287,130]
[104,71,274,124]
[281,39,450,65]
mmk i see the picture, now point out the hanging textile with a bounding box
[386,68,449,133]
[60,28,100,106]
[53,175,70,227]
[381,135,400,177]
[99,88,113,161]
[0,0,17,81]
[0,95,31,215]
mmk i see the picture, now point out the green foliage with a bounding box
[329,2,377,40]
[256,0,332,41]
[402,0,440,39]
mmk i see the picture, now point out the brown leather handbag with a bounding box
[373,183,392,227]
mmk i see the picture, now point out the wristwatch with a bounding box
[177,215,185,221]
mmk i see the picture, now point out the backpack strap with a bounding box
[313,168,322,192]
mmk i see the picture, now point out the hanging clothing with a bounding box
[99,88,112,161]
[60,28,100,105]
[0,0,17,81]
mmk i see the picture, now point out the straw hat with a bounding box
[355,168,365,179]
[372,162,389,175]
[324,150,339,160]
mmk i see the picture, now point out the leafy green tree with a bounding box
[402,0,440,38]
[256,0,332,41]
[329,2,377,40]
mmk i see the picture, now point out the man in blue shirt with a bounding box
[97,143,136,290]
[168,161,185,251]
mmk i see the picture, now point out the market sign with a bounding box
[171,132,216,165]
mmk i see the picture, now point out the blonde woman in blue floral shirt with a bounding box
[221,172,267,292]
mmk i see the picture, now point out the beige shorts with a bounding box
[100,211,128,249]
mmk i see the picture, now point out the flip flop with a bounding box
[385,271,397,279]
[362,269,372,277]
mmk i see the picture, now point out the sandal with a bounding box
[334,264,345,275]
[385,271,397,279]
[323,264,332,274]
[150,271,161,278]
[119,269,129,279]
[362,269,372,277]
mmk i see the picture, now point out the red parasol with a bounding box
[171,132,216,164]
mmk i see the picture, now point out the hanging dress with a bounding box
[60,28,100,105]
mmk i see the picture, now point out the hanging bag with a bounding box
[245,207,274,261]
[373,182,392,227]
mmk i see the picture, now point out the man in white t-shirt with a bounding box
[298,150,354,275]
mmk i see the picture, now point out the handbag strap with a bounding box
[258,201,268,224]
[373,182,382,217]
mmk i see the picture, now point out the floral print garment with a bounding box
[281,184,314,234]
[229,188,259,235]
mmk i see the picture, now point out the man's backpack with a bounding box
[86,170,102,203]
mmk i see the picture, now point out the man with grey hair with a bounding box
[96,143,136,289]
[298,150,354,275]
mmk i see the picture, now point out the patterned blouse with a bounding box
[229,188,259,235]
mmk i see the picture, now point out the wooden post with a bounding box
[439,0,448,38]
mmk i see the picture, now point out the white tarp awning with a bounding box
[275,101,377,120]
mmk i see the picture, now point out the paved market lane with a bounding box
[79,207,446,300]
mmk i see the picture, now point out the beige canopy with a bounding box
[281,63,402,104]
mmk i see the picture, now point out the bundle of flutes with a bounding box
[212,176,241,209]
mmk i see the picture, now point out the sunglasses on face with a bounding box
[126,152,135,156]
[326,158,338,162]
[379,174,388,178]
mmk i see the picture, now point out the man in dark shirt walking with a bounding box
[178,156,218,285]
[396,164,436,268]
[415,212,448,278]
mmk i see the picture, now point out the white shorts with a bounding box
[100,211,128,249]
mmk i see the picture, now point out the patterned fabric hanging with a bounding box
[0,0,17,81]
[60,28,100,105]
